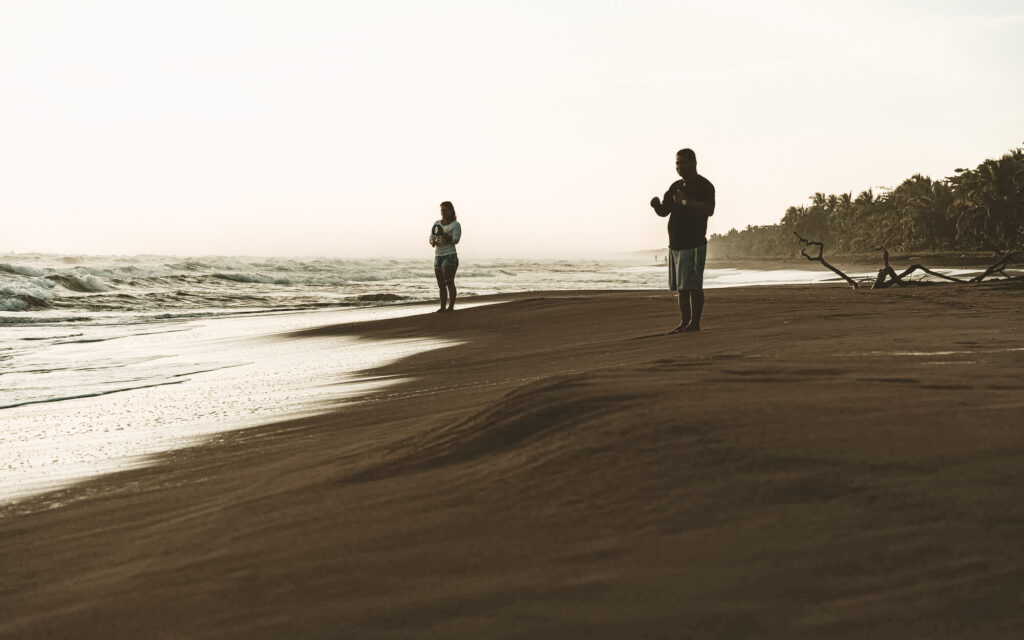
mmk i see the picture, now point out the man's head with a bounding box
[675,148,697,179]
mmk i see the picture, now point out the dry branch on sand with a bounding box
[871,249,1023,289]
[793,232,858,289]
[971,251,1023,283]
[870,249,965,289]
[792,233,1022,290]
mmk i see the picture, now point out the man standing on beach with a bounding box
[650,148,715,333]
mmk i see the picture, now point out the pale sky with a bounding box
[3,0,1023,259]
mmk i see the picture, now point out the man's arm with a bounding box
[682,198,715,217]
[650,196,669,217]
[673,181,715,217]
[651,182,681,217]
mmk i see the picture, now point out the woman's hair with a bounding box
[440,201,457,221]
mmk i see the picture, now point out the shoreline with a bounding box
[3,281,1024,637]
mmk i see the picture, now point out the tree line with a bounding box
[708,145,1024,258]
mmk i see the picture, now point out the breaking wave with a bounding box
[0,252,865,320]
[212,272,293,285]
[46,274,114,293]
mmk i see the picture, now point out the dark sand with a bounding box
[3,282,1024,638]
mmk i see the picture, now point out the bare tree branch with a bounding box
[971,251,1022,282]
[792,236,1022,291]
[871,249,967,288]
[873,249,1022,288]
[793,232,858,289]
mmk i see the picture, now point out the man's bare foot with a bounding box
[435,307,448,313]
[681,324,701,332]
[666,324,685,335]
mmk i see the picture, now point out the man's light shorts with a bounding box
[668,245,707,291]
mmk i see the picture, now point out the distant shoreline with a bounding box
[634,249,1015,273]
[713,250,1011,268]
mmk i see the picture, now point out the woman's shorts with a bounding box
[434,253,459,269]
[668,245,707,291]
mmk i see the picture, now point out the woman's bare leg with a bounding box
[434,267,448,311]
[442,264,458,310]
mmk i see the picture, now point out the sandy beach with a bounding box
[3,281,1024,638]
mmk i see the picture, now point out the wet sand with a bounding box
[3,282,1024,638]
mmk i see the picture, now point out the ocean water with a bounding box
[1,254,854,319]
[0,253,888,504]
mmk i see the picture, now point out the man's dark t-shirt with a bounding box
[658,174,716,250]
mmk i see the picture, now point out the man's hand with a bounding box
[650,196,661,210]
[429,237,436,247]
[669,190,689,206]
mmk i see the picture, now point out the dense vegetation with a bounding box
[709,145,1024,258]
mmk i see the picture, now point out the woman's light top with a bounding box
[430,220,461,256]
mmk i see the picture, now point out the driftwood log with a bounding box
[871,249,965,288]
[792,234,1022,290]
[872,249,1022,289]
[793,232,858,289]
[970,251,1022,282]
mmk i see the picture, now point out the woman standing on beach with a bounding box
[429,201,461,312]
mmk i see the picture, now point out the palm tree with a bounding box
[888,174,950,251]
[707,144,1022,258]
[949,148,1024,249]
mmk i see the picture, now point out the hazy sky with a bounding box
[3,0,1023,258]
